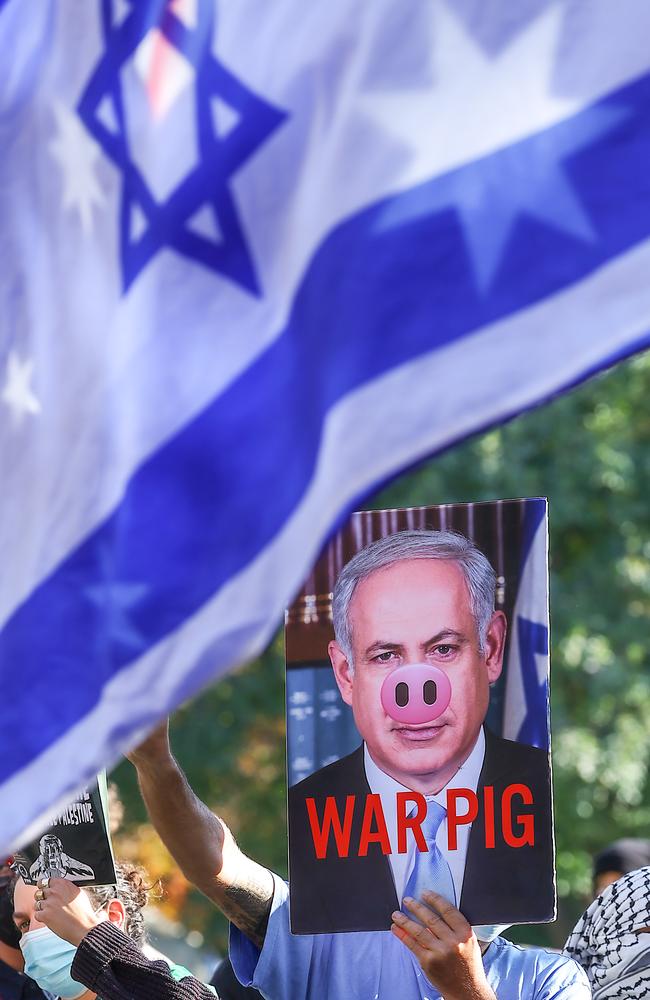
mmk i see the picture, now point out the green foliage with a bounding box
[112,351,650,953]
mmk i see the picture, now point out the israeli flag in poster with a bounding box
[1,0,650,853]
[502,504,550,751]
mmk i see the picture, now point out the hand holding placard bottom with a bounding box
[402,800,456,914]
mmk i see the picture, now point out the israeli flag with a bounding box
[502,502,550,750]
[1,0,650,852]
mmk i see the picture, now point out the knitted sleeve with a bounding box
[71,921,218,1000]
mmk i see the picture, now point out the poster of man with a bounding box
[286,498,554,934]
[27,833,95,882]
[12,776,116,888]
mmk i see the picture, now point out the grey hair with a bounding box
[332,529,496,666]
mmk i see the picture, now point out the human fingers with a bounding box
[391,920,432,966]
[36,877,50,889]
[421,890,472,938]
[391,912,438,966]
[36,880,82,924]
[46,878,80,903]
[392,908,446,953]
[402,896,454,942]
[36,883,97,946]
[35,894,59,931]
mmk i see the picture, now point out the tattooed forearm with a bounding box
[129,730,274,947]
[222,866,274,948]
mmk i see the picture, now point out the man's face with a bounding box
[42,837,62,866]
[329,558,505,793]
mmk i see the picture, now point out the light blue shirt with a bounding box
[230,876,590,1000]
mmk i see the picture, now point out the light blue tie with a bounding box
[402,799,457,911]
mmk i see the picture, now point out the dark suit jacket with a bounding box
[288,728,554,933]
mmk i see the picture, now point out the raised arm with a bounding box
[127,720,274,948]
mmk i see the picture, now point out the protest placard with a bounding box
[286,499,554,933]
[13,773,116,887]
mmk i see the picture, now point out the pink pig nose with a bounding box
[380,663,452,724]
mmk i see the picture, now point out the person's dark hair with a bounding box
[0,871,20,950]
[593,838,650,883]
[86,862,153,947]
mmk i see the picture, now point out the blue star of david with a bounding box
[85,542,149,657]
[375,96,628,291]
[78,0,287,294]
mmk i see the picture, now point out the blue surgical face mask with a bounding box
[20,926,86,998]
[473,923,511,943]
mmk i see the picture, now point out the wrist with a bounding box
[69,914,103,948]
[473,988,497,1000]
[435,963,496,1000]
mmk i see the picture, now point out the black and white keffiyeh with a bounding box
[565,866,650,998]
